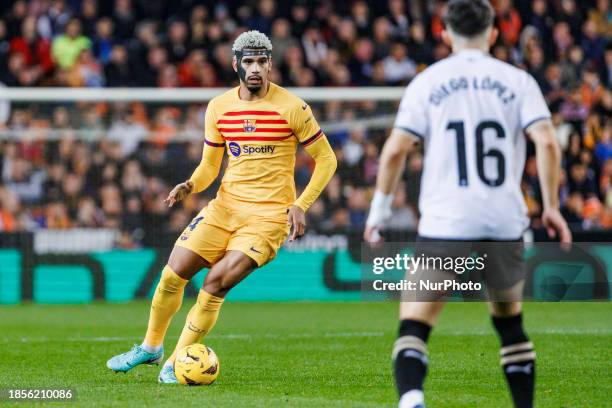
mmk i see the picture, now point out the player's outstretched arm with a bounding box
[526,119,572,244]
[164,143,224,207]
[364,128,419,243]
[290,136,337,241]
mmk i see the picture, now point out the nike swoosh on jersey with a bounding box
[250,246,263,254]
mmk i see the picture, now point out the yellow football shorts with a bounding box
[175,198,290,267]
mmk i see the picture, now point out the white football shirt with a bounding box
[394,49,551,239]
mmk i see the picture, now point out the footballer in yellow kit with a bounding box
[176,80,328,267]
[106,31,337,383]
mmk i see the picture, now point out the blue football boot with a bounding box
[158,362,179,384]
[106,344,163,373]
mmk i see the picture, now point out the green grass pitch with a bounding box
[0,302,610,407]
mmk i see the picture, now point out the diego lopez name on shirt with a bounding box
[429,75,517,106]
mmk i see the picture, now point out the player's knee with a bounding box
[203,253,256,296]
[202,271,238,297]
[157,265,188,294]
[202,276,232,297]
[491,301,522,318]
[168,247,209,280]
[226,252,257,273]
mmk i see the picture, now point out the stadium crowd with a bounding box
[0,0,610,246]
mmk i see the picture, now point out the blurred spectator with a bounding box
[523,156,542,206]
[67,49,104,87]
[139,45,167,87]
[603,46,612,88]
[552,22,573,59]
[302,26,328,70]
[289,2,310,38]
[333,18,357,63]
[589,0,611,35]
[9,16,53,81]
[247,0,276,35]
[0,185,21,231]
[43,201,72,229]
[372,17,392,61]
[551,105,573,150]
[165,19,188,63]
[529,0,554,48]
[407,20,434,66]
[351,1,370,37]
[347,186,368,227]
[348,38,373,85]
[343,127,366,167]
[560,87,589,126]
[595,124,612,164]
[0,21,9,78]
[496,0,522,46]
[178,49,205,87]
[382,42,416,85]
[51,18,91,69]
[104,45,131,87]
[5,1,28,39]
[383,183,417,230]
[76,196,105,227]
[44,0,72,37]
[127,20,158,73]
[526,45,546,85]
[80,0,99,38]
[600,157,612,208]
[122,195,144,235]
[270,18,297,66]
[580,68,605,110]
[92,17,114,64]
[3,156,45,204]
[158,63,179,88]
[581,18,606,65]
[558,0,582,40]
[386,0,410,41]
[561,46,586,87]
[565,132,583,170]
[561,191,585,226]
[113,0,136,40]
[568,162,598,198]
[108,110,147,157]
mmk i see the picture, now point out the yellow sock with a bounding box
[143,265,188,348]
[168,289,224,363]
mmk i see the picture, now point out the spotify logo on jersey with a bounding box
[229,142,241,157]
[228,142,276,157]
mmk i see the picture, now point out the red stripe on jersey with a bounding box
[223,135,294,141]
[301,129,323,146]
[217,119,288,124]
[218,127,292,133]
[222,110,280,116]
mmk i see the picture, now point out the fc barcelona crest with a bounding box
[243,119,257,132]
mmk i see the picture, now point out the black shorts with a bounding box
[415,235,526,290]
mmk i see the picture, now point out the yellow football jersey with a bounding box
[203,83,324,219]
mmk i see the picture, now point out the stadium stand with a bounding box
[0,0,610,247]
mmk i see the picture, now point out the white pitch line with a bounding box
[0,328,609,344]
[0,331,386,344]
